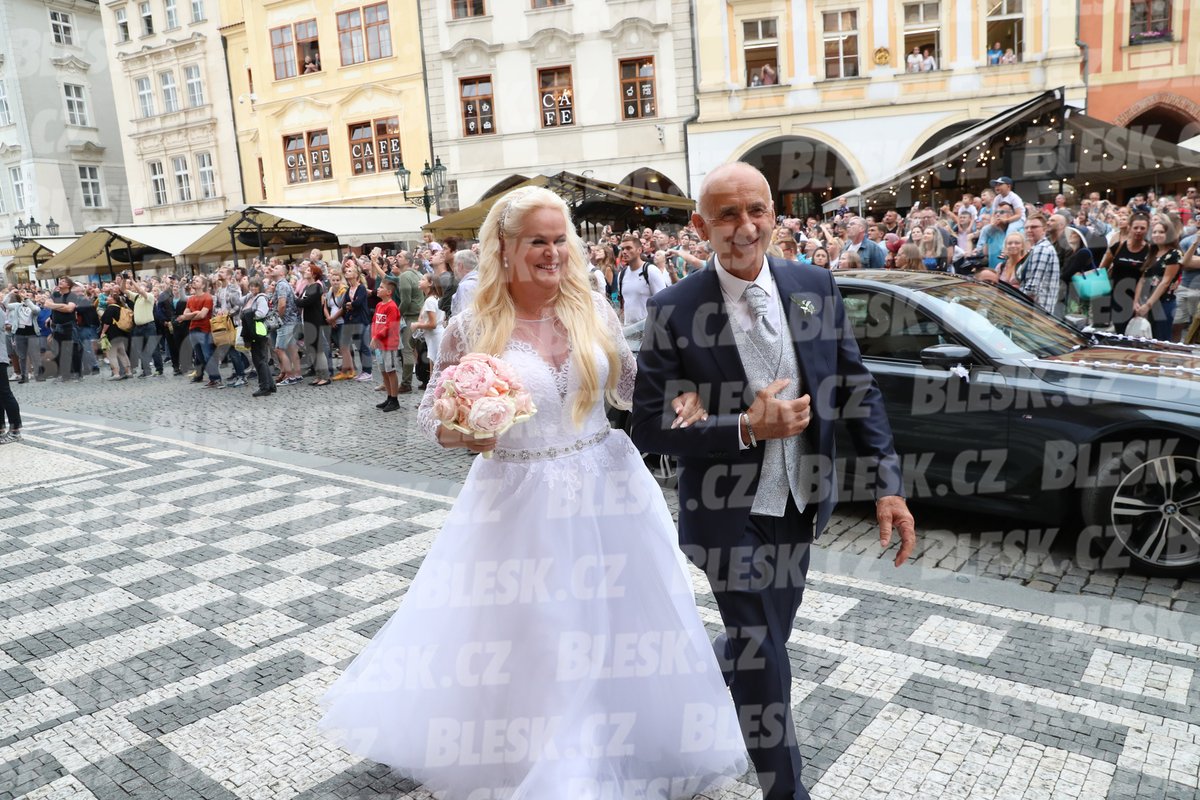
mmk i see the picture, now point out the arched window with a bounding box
[1129,0,1172,43]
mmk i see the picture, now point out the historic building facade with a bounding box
[1080,0,1198,152]
[98,0,241,223]
[217,0,432,212]
[689,0,1086,216]
[0,0,130,245]
[419,0,697,206]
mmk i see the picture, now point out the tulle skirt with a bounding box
[318,431,748,799]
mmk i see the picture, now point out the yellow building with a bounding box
[690,0,1086,215]
[218,0,433,225]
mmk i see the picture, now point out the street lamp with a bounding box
[394,156,448,223]
[46,217,60,236]
[26,216,40,237]
[12,218,26,249]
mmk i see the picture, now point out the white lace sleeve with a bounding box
[417,311,472,444]
[595,293,635,410]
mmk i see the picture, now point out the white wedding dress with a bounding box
[319,294,747,799]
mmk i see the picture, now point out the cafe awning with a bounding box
[39,222,217,276]
[40,223,216,276]
[424,171,696,238]
[824,88,1200,212]
[8,236,79,266]
[179,204,430,259]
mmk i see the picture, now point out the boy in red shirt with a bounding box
[371,279,402,412]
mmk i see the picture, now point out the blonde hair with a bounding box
[466,186,622,426]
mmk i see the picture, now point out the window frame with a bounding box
[63,83,90,127]
[531,0,566,7]
[451,0,486,19]
[0,80,11,127]
[184,64,204,107]
[536,66,575,129]
[164,0,179,30]
[742,17,780,86]
[172,155,192,202]
[160,71,180,113]
[364,3,391,61]
[337,8,366,66]
[293,19,321,75]
[270,25,297,80]
[347,116,401,176]
[196,152,216,199]
[1129,0,1172,41]
[149,160,168,206]
[619,57,656,121]
[50,10,75,45]
[191,0,206,23]
[139,1,154,35]
[115,8,130,42]
[9,166,25,211]
[985,0,1024,62]
[135,75,155,117]
[902,1,941,72]
[460,75,496,137]
[283,128,333,184]
[79,165,103,208]
[822,9,861,80]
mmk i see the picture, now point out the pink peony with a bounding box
[452,357,497,400]
[513,391,535,416]
[467,396,516,434]
[492,357,520,387]
[432,397,457,423]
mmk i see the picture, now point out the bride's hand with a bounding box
[437,424,497,454]
[671,392,709,429]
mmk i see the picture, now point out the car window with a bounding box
[842,289,949,361]
[922,283,1086,358]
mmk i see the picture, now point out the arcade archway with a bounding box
[618,168,686,199]
[739,137,859,219]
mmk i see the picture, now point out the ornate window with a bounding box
[139,2,153,35]
[537,66,574,128]
[184,65,204,107]
[284,129,332,184]
[164,0,178,30]
[460,76,495,136]
[619,58,656,120]
[115,8,130,42]
[197,152,216,199]
[347,116,401,175]
[272,20,320,79]
[136,76,154,117]
[903,2,941,72]
[64,84,89,126]
[743,18,778,86]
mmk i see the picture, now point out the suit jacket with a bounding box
[630,257,903,551]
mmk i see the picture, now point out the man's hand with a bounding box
[877,495,916,566]
[746,378,810,440]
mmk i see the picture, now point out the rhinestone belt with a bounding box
[493,428,611,462]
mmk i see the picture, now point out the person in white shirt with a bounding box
[616,234,666,325]
[906,46,922,73]
[921,49,937,71]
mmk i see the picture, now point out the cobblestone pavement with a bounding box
[2,413,1199,799]
[9,372,1200,614]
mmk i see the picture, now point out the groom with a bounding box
[630,162,916,800]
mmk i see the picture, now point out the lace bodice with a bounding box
[417,293,636,454]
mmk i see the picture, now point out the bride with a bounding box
[319,187,748,798]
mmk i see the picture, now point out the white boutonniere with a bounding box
[790,295,816,316]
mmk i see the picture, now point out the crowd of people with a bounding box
[2,177,1197,443]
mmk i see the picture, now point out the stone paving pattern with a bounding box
[1,415,1198,799]
[9,373,1198,614]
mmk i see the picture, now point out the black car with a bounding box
[832,269,1200,576]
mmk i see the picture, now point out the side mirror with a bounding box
[920,343,973,370]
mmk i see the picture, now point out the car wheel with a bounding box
[1081,443,1200,576]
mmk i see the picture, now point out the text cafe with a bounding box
[542,89,573,128]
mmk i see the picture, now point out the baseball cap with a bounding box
[990,177,1013,186]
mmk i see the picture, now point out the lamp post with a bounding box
[26,216,40,237]
[12,218,27,249]
[394,156,448,224]
[46,217,60,236]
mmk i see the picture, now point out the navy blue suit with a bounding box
[630,257,903,799]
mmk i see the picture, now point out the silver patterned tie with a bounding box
[743,284,777,339]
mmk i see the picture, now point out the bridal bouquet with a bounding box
[432,353,536,458]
